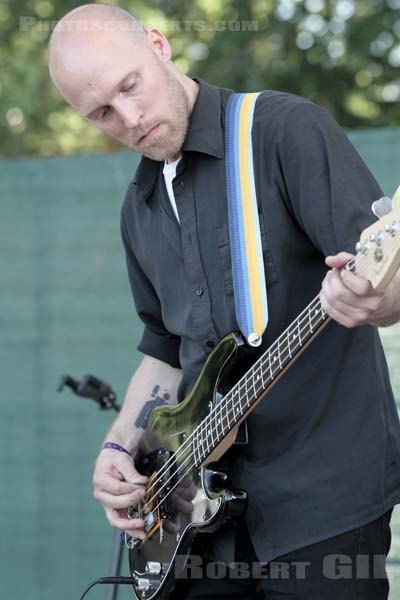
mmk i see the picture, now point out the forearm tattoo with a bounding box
[134,385,170,429]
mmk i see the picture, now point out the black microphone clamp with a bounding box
[57,374,120,412]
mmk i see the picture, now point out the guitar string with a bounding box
[141,268,352,506]
[140,279,334,496]
[139,292,325,501]
[139,254,374,514]
[142,297,329,515]
[142,301,330,520]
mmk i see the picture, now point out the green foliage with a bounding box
[1,0,400,157]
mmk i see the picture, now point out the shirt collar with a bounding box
[132,77,225,202]
[181,77,224,159]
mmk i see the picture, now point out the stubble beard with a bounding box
[137,69,190,162]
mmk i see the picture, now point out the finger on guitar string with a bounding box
[320,277,384,326]
[94,487,146,510]
[322,268,382,308]
[95,475,143,496]
[105,506,145,532]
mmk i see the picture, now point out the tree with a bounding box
[1,0,400,157]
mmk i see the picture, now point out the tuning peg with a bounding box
[383,222,398,235]
[371,196,393,218]
[355,241,371,254]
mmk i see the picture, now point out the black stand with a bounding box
[58,373,124,600]
[106,530,125,600]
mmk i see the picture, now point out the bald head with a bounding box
[48,3,147,100]
[47,3,198,161]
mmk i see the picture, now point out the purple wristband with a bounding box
[103,442,130,455]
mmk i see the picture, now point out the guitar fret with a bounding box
[277,337,283,370]
[230,388,237,427]
[211,409,218,448]
[216,410,223,443]
[268,351,274,380]
[197,428,203,465]
[200,424,207,462]
[226,392,236,434]
[254,370,262,398]
[205,419,212,455]
[192,427,197,466]
[251,370,257,401]
[214,408,219,444]
[297,317,302,346]
[237,383,245,417]
[287,328,292,358]
[260,364,265,388]
[194,426,201,466]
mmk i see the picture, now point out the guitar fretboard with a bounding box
[192,295,329,466]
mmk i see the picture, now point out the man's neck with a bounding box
[165,76,199,165]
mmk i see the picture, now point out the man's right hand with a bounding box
[93,448,149,540]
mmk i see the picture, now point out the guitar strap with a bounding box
[224,92,268,347]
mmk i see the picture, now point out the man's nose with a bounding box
[115,99,142,129]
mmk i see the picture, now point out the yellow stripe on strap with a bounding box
[238,94,264,334]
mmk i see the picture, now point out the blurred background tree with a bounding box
[1,0,400,157]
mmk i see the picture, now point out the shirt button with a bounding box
[195,287,204,296]
[206,340,215,348]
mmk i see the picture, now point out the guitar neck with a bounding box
[194,294,330,466]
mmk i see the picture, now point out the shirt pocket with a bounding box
[216,211,279,296]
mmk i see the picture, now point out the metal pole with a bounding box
[106,530,124,600]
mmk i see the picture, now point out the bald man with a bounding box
[48,4,400,600]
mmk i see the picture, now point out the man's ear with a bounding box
[146,28,171,62]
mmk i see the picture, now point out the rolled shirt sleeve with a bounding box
[120,211,181,368]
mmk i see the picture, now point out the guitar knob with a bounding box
[209,469,228,492]
[136,578,151,591]
[145,562,163,575]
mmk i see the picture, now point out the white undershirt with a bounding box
[162,157,182,223]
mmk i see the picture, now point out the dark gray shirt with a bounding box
[121,78,400,562]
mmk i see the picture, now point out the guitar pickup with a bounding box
[158,481,178,521]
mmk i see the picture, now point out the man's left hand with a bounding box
[320,252,392,328]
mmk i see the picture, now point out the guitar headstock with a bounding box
[354,186,400,291]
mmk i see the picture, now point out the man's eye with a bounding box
[100,107,111,120]
[124,82,136,92]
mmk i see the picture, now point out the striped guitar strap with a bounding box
[225,92,268,347]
